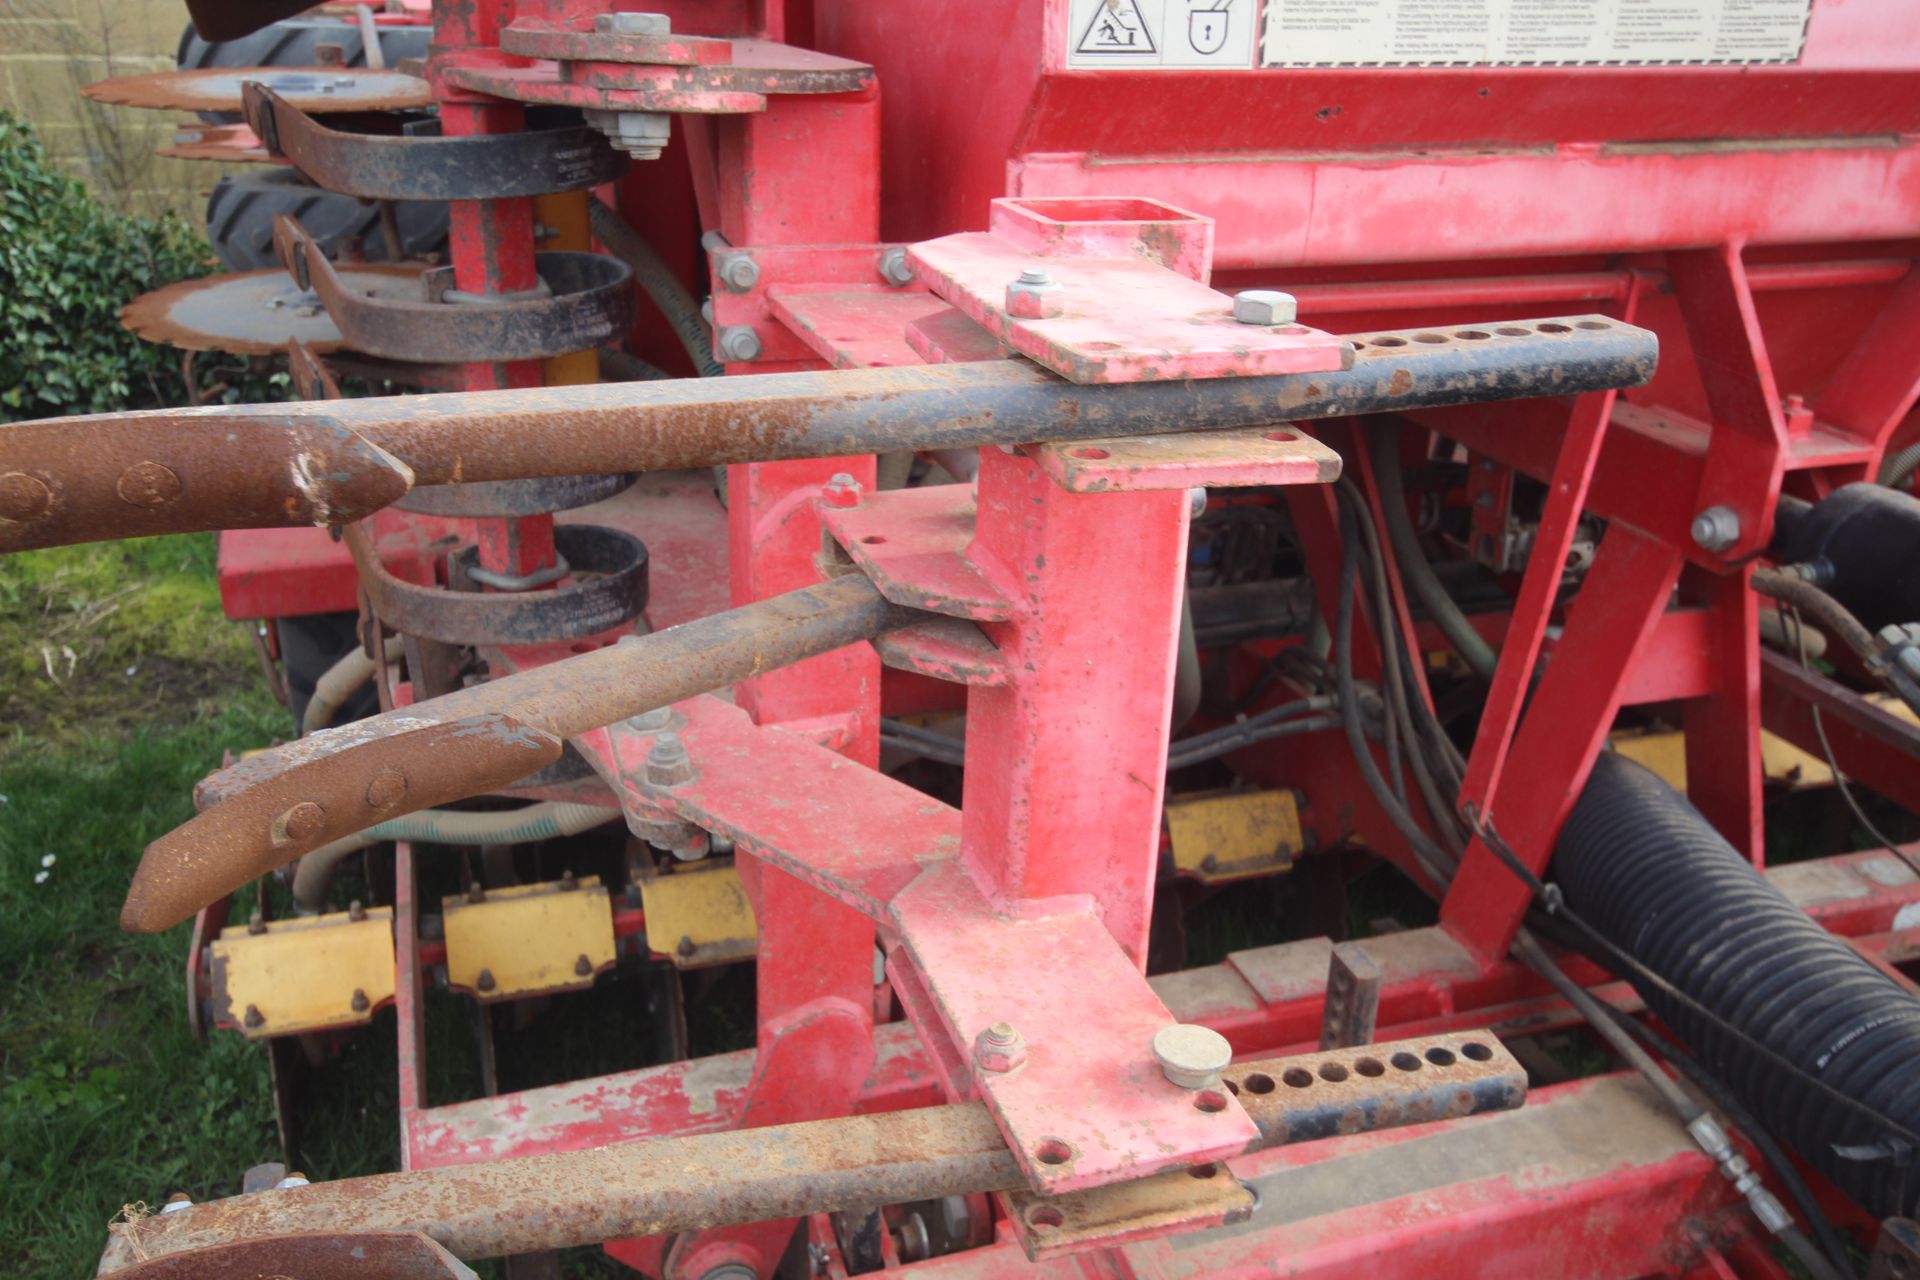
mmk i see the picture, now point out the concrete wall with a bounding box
[0,0,224,223]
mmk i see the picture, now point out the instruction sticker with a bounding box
[1066,0,1259,68]
[1259,0,1812,67]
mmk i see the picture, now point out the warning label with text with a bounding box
[1067,0,1260,68]
[1259,0,1811,66]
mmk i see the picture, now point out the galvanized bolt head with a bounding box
[160,1192,193,1214]
[1233,290,1298,326]
[879,246,915,288]
[583,108,671,161]
[1005,268,1064,320]
[476,967,496,992]
[247,910,267,936]
[822,471,864,509]
[273,1173,310,1189]
[594,9,671,34]
[1151,1022,1232,1090]
[718,253,760,292]
[350,987,370,1013]
[645,731,697,787]
[717,325,762,362]
[243,1003,265,1029]
[973,1021,1026,1072]
[574,953,594,977]
[1690,504,1742,553]
[347,899,366,922]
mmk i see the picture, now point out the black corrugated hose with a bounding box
[1554,751,1920,1224]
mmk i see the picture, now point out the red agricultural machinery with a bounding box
[7,0,1920,1275]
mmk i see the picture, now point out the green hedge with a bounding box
[0,112,280,420]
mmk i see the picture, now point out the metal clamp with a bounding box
[274,214,635,364]
[465,552,572,592]
[243,83,629,202]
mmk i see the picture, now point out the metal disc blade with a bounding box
[121,266,428,355]
[159,123,276,164]
[85,67,433,114]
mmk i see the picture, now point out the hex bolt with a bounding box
[718,325,763,362]
[560,868,579,891]
[247,910,267,936]
[646,731,697,788]
[1690,504,1742,553]
[583,108,671,161]
[476,968,497,992]
[676,935,697,960]
[1005,267,1064,320]
[243,1003,265,1029]
[879,246,915,288]
[466,882,486,905]
[973,1020,1027,1072]
[718,253,760,292]
[1233,289,1298,326]
[160,1192,194,1214]
[822,472,864,509]
[350,987,370,1013]
[594,10,671,34]
[1151,1022,1233,1090]
[574,953,594,977]
[348,899,366,922]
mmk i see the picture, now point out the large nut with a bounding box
[1690,504,1742,553]
[1232,290,1298,326]
[1005,268,1064,320]
[879,246,915,288]
[718,325,762,362]
[594,11,670,35]
[973,1020,1027,1072]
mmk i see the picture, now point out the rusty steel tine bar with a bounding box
[99,1032,1526,1269]
[0,319,1657,554]
[120,574,921,934]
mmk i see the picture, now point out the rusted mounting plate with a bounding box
[874,617,1008,687]
[893,864,1262,1195]
[209,906,396,1040]
[1003,1160,1253,1260]
[160,122,274,164]
[244,84,629,202]
[442,875,617,1002]
[278,215,636,364]
[498,18,734,65]
[818,485,1011,623]
[120,265,428,355]
[84,67,433,114]
[442,40,870,115]
[1024,425,1343,493]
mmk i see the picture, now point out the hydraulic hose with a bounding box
[301,635,405,736]
[291,801,621,912]
[1554,750,1920,1220]
[1366,420,1498,680]
[589,199,724,379]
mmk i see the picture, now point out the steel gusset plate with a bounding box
[278,217,635,364]
[121,265,428,355]
[347,522,649,645]
[243,84,629,202]
[396,473,636,518]
[85,68,433,114]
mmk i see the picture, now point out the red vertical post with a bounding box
[959,448,1190,966]
[1683,565,1765,864]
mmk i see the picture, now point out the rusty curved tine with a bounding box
[98,1034,1526,1269]
[0,320,1659,554]
[121,574,923,934]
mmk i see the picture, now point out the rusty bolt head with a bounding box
[717,253,760,292]
[115,461,181,509]
[1233,290,1298,326]
[879,246,915,288]
[476,968,496,992]
[560,869,579,891]
[350,987,370,1013]
[247,910,267,936]
[271,801,327,848]
[243,1003,265,1029]
[466,882,485,904]
[595,9,670,34]
[645,731,697,788]
[347,899,366,922]
[365,768,408,810]
[1005,267,1064,320]
[822,472,864,509]
[677,934,697,959]
[974,1021,1026,1072]
[0,472,52,523]
[1152,1023,1232,1090]
[160,1192,193,1214]
[574,953,593,977]
[718,325,762,362]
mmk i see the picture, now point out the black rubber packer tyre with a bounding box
[204,166,449,271]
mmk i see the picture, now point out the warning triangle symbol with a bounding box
[1076,0,1157,55]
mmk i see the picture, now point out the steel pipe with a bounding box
[122,574,920,933]
[0,318,1656,554]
